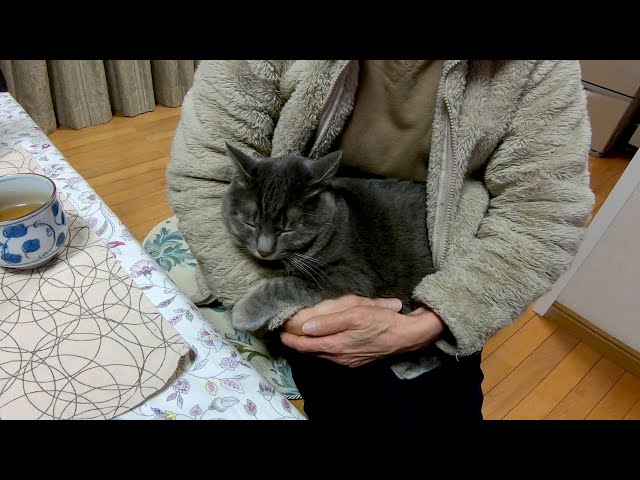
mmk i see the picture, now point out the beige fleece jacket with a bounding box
[167,60,594,359]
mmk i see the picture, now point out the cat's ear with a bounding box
[226,143,257,179]
[309,150,342,186]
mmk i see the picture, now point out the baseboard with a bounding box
[545,302,640,378]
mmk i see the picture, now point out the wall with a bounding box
[534,149,640,352]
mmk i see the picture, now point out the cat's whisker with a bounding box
[227,235,242,245]
[282,258,294,277]
[288,256,323,288]
[225,231,242,244]
[226,237,242,247]
[291,254,332,287]
[225,231,250,253]
[305,264,332,287]
[287,256,314,285]
[292,253,333,275]
[288,256,314,282]
[293,252,334,270]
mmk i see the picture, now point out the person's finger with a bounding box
[280,331,336,353]
[291,295,402,326]
[289,307,317,325]
[282,314,306,335]
[290,295,361,323]
[364,297,403,312]
[301,309,363,336]
[280,331,307,351]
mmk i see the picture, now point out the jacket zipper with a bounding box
[434,60,460,269]
[309,61,352,158]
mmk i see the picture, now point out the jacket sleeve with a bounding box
[413,61,595,357]
[166,60,288,306]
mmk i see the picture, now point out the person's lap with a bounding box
[282,347,484,422]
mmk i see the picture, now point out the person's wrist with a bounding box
[395,305,445,353]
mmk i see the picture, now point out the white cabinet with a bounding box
[581,60,640,98]
[580,60,640,156]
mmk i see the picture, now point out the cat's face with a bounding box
[222,145,341,261]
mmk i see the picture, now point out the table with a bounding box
[0,93,304,420]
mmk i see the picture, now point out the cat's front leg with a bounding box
[231,277,324,333]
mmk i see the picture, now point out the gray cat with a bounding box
[222,144,435,333]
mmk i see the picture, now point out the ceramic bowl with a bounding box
[0,173,69,269]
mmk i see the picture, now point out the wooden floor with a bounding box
[49,106,640,420]
[49,106,178,242]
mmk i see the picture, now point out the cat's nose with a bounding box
[256,233,276,258]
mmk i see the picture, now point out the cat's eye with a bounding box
[280,223,294,234]
[243,221,256,229]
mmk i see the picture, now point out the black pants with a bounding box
[284,349,484,421]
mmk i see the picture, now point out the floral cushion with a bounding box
[143,216,301,399]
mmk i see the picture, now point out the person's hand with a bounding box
[280,294,445,368]
[283,294,403,335]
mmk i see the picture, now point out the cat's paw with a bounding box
[231,296,274,333]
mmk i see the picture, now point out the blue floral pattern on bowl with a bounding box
[0,197,69,269]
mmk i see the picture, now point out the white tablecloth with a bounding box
[0,93,304,420]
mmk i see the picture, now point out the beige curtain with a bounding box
[0,60,199,134]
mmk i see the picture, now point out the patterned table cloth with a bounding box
[0,93,304,420]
